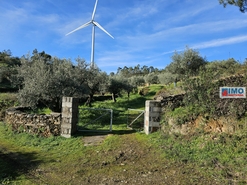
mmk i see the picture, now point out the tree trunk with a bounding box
[85,93,93,107]
[112,93,117,102]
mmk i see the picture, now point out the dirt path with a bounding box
[1,133,217,185]
[59,134,216,185]
[82,134,110,146]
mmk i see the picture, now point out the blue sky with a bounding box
[1,0,247,73]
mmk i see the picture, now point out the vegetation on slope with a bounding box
[1,47,247,184]
[1,84,247,184]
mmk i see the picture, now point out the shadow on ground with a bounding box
[0,148,41,182]
[74,129,136,137]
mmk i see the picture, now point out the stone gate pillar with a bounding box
[144,100,161,135]
[61,97,79,138]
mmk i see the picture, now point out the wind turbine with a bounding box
[66,0,114,68]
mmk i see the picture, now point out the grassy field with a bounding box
[1,85,247,184]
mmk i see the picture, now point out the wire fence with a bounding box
[78,108,113,132]
[127,108,145,131]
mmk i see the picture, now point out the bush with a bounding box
[158,72,178,85]
[0,93,17,120]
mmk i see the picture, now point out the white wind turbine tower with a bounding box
[66,0,114,68]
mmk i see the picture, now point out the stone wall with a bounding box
[5,107,61,137]
[164,116,239,135]
[159,94,184,111]
[159,74,247,135]
[4,97,80,138]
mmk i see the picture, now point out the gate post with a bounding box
[61,97,79,138]
[144,100,161,135]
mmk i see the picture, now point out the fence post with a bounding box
[144,100,161,135]
[61,97,79,138]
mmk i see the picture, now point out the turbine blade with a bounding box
[93,21,114,39]
[92,0,98,20]
[66,21,91,36]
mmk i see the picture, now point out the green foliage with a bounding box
[87,84,164,130]
[147,130,247,183]
[158,71,178,84]
[155,82,184,99]
[84,67,108,106]
[206,58,241,78]
[1,82,247,184]
[78,107,112,130]
[165,46,207,80]
[129,75,145,87]
[165,106,194,125]
[16,51,89,112]
[162,59,247,126]
[0,93,18,120]
[107,75,137,102]
[116,64,160,78]
[107,77,124,102]
[179,64,247,121]
[144,73,159,84]
[138,86,150,96]
[0,50,20,92]
[24,107,52,114]
[219,0,247,12]
[182,68,217,115]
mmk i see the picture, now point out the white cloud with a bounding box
[193,35,247,49]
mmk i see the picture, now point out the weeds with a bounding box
[145,130,247,183]
[1,84,247,184]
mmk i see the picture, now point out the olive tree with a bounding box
[105,75,134,102]
[16,54,89,112]
[144,73,159,85]
[158,72,178,85]
[166,47,207,81]
[84,67,108,106]
[129,76,145,87]
[107,77,124,102]
[219,0,247,12]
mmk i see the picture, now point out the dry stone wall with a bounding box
[158,94,184,111]
[5,107,61,137]
[159,74,247,135]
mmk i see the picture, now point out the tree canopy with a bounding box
[219,0,247,12]
[0,50,20,91]
[165,47,207,81]
[16,51,89,112]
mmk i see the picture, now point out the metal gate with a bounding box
[127,108,145,130]
[78,108,113,132]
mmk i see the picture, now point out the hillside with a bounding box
[1,84,247,184]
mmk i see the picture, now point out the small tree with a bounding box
[129,76,145,87]
[144,73,159,85]
[166,47,207,80]
[158,72,178,85]
[16,53,89,112]
[107,76,126,102]
[84,67,108,106]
